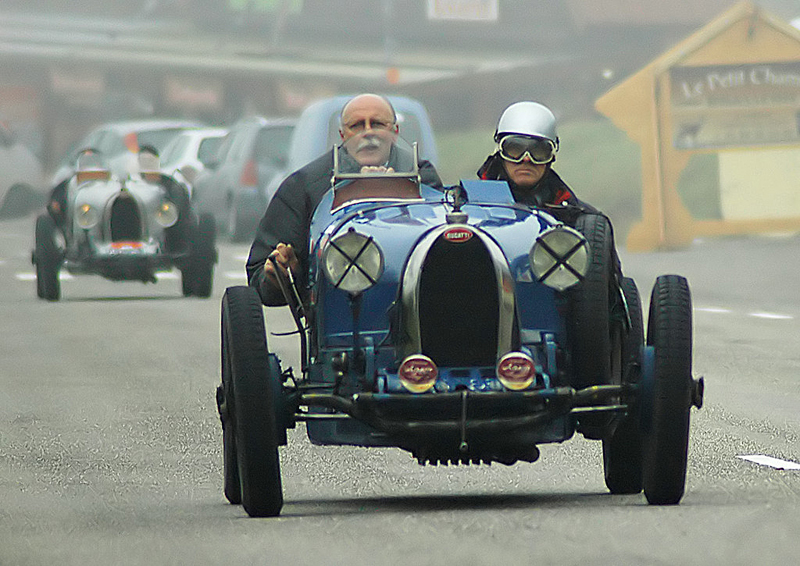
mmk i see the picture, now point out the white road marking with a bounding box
[738,455,800,470]
[749,312,793,320]
[696,307,731,314]
[234,254,249,262]
[155,271,179,280]
[15,272,74,281]
[693,306,794,320]
[224,271,247,280]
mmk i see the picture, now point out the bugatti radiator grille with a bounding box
[418,236,498,367]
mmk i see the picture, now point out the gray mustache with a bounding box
[356,137,384,151]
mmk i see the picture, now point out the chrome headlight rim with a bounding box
[321,228,384,295]
[154,200,179,228]
[529,225,589,291]
[75,203,101,229]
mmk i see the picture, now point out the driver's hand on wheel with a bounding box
[264,242,299,283]
[360,165,394,174]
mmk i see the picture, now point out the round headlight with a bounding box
[496,352,536,391]
[75,203,100,229]
[322,229,384,294]
[530,225,589,291]
[398,354,438,393]
[155,201,179,228]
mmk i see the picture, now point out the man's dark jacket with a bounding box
[247,146,442,305]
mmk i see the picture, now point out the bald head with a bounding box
[340,94,396,128]
[339,93,398,166]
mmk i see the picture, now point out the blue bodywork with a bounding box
[299,179,583,452]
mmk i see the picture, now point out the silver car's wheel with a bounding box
[34,214,61,301]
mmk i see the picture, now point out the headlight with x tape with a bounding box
[529,225,589,291]
[321,228,385,295]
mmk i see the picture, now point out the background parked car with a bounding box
[192,116,295,242]
[50,118,206,186]
[0,123,45,218]
[288,95,438,173]
[159,127,228,196]
[260,95,439,211]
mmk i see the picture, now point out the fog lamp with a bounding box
[398,354,438,393]
[322,229,384,295]
[155,201,179,228]
[496,352,537,391]
[76,203,100,229]
[530,226,588,291]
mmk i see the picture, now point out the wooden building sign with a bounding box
[595,2,800,251]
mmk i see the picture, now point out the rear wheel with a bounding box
[602,276,645,494]
[569,213,614,389]
[642,275,693,505]
[222,286,283,517]
[34,214,61,301]
[570,213,617,439]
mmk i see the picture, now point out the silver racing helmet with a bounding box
[494,101,559,148]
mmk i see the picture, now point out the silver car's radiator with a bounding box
[108,192,143,242]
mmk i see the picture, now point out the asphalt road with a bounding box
[1,213,798,566]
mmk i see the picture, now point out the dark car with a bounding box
[215,143,705,517]
[192,116,295,242]
[0,123,45,218]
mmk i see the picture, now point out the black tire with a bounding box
[222,286,283,517]
[34,214,61,301]
[620,276,644,380]
[182,214,217,298]
[569,213,614,389]
[603,412,643,494]
[602,276,645,494]
[642,275,693,505]
[220,321,241,505]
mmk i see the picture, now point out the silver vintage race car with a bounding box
[33,149,217,300]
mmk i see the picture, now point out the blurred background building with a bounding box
[1,0,797,170]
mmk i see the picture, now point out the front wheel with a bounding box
[222,286,283,517]
[642,275,693,505]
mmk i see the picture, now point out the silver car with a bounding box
[159,127,228,194]
[33,150,217,301]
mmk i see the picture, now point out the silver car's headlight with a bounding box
[155,201,179,228]
[322,229,384,294]
[529,225,589,291]
[75,203,100,229]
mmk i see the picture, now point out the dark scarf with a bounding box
[476,153,575,208]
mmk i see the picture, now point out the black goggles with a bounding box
[498,135,556,164]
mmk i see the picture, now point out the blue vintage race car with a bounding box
[217,144,704,517]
